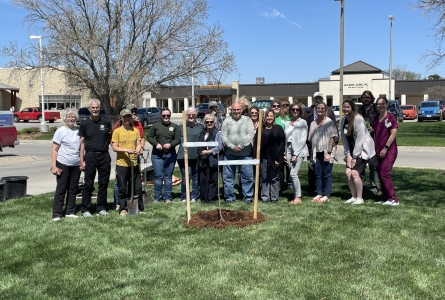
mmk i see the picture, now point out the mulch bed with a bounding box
[185,209,266,229]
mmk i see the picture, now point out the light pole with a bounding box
[30,35,48,133]
[335,0,344,106]
[388,15,395,100]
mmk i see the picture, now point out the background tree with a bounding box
[424,85,445,99]
[427,73,441,79]
[1,0,237,113]
[387,65,422,80]
[412,0,445,68]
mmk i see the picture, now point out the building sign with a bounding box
[344,83,368,89]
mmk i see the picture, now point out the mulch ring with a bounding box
[185,209,266,229]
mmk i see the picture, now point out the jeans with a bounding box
[360,164,379,192]
[314,151,333,197]
[286,143,304,198]
[177,159,200,200]
[151,149,177,202]
[223,154,254,202]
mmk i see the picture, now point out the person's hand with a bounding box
[51,166,59,175]
[163,143,171,150]
[380,148,387,158]
[233,146,241,152]
[274,161,280,167]
[156,144,163,150]
[369,126,374,133]
[79,161,85,170]
[324,153,331,162]
[291,155,297,163]
[346,154,353,168]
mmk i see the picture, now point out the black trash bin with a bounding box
[1,176,28,200]
[0,180,7,202]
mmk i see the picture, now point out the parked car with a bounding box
[427,99,445,118]
[253,99,273,112]
[136,107,161,127]
[418,100,443,122]
[0,111,19,151]
[400,104,417,120]
[331,105,340,123]
[196,102,226,122]
[76,107,107,125]
[13,107,60,123]
[387,100,403,123]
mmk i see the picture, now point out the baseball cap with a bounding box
[120,108,132,116]
[313,92,324,99]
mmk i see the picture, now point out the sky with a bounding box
[0,0,442,84]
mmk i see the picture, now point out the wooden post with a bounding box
[182,111,191,222]
[253,110,263,219]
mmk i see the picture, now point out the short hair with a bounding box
[203,113,215,122]
[186,107,197,114]
[130,107,138,114]
[316,102,328,117]
[88,99,101,107]
[61,108,79,123]
[161,107,171,114]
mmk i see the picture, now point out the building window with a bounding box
[39,95,81,110]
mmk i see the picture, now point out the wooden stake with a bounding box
[182,111,191,222]
[253,110,263,219]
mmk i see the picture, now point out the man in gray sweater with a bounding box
[221,102,255,203]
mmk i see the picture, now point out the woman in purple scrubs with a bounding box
[372,97,399,206]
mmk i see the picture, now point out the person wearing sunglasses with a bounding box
[176,107,204,203]
[307,102,338,203]
[284,102,308,205]
[304,92,336,194]
[147,107,181,203]
[221,102,255,203]
[197,114,224,204]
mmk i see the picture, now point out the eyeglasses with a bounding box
[187,114,196,117]
[376,103,387,106]
[291,108,300,112]
[162,115,171,118]
[272,105,280,108]
[282,104,290,107]
[362,96,371,99]
[205,120,214,124]
[250,111,258,115]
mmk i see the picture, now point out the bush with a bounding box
[17,127,41,134]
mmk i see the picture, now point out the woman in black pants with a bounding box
[197,114,224,203]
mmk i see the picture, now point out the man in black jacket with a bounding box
[357,90,379,194]
[304,92,336,193]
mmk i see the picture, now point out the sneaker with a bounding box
[374,200,384,204]
[165,200,172,204]
[352,198,364,205]
[98,210,108,216]
[138,211,147,215]
[153,200,160,204]
[120,210,128,216]
[65,214,78,218]
[52,217,61,222]
[191,199,196,203]
[115,205,120,211]
[383,200,399,206]
[344,197,356,204]
[82,212,93,217]
[181,199,186,203]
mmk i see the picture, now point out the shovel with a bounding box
[141,148,152,207]
[126,155,139,216]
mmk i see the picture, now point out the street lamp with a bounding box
[335,0,344,106]
[30,35,48,133]
[388,15,395,100]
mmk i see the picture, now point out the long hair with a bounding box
[289,101,304,119]
[342,99,358,136]
[263,108,276,125]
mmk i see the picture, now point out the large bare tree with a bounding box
[2,0,236,113]
[412,0,445,69]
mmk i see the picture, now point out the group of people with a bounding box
[50,91,400,221]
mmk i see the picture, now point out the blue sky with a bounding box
[0,0,441,84]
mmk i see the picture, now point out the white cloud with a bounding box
[253,1,302,28]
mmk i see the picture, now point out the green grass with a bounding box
[396,121,445,146]
[1,165,445,299]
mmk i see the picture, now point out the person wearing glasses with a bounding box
[304,92,336,194]
[284,102,308,205]
[51,109,82,221]
[357,90,380,195]
[198,114,224,204]
[307,102,339,203]
[79,99,112,217]
[221,102,255,203]
[111,109,143,216]
[341,99,376,205]
[372,97,399,206]
[147,108,181,203]
[176,107,204,203]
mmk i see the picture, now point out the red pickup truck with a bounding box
[13,107,60,123]
[0,111,19,151]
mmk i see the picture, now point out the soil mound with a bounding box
[185,209,266,229]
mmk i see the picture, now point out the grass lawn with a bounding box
[1,165,445,299]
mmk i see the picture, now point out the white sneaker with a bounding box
[344,197,356,204]
[352,198,364,205]
[65,214,78,218]
[98,210,108,216]
[181,199,186,203]
[52,217,61,222]
[383,200,399,206]
[191,199,196,203]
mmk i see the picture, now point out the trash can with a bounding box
[1,176,28,200]
[0,180,7,202]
